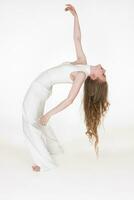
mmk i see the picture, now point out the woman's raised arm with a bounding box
[65,4,87,64]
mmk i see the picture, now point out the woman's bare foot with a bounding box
[32,165,40,172]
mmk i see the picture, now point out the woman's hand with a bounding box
[64,4,77,17]
[38,113,51,126]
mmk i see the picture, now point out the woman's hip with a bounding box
[22,81,52,123]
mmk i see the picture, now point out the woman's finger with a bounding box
[65,7,74,12]
[65,4,74,7]
[65,5,74,10]
[65,6,75,13]
[65,4,75,10]
[38,116,43,123]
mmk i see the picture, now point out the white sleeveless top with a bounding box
[33,61,91,90]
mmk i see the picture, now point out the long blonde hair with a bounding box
[82,76,110,158]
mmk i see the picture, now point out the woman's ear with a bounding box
[90,73,96,80]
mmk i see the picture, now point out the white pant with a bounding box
[22,81,64,171]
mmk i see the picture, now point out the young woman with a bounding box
[22,4,110,172]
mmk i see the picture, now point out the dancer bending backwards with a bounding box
[22,4,110,172]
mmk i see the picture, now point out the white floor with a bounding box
[0,135,134,200]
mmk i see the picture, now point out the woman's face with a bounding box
[93,64,106,82]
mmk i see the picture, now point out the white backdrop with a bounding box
[0,1,134,199]
[0,0,134,148]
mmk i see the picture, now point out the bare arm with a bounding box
[73,15,87,63]
[65,4,87,64]
[47,72,86,117]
